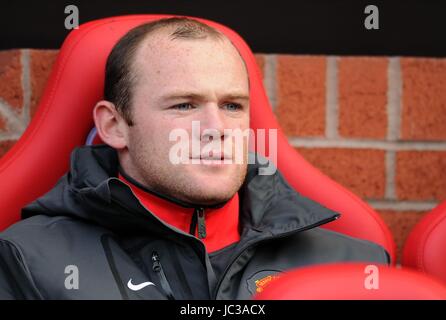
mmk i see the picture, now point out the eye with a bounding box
[223,103,242,111]
[172,103,195,111]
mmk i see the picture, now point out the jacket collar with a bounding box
[117,170,240,253]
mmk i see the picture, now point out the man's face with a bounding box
[122,33,250,205]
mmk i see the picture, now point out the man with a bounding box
[0,17,389,300]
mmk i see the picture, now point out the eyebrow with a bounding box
[159,91,250,102]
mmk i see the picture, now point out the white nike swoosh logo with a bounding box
[127,279,155,291]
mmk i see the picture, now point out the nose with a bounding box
[197,104,227,142]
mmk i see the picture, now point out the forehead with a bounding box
[131,32,249,92]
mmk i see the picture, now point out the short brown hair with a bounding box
[104,17,224,125]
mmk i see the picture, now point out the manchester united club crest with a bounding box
[247,270,282,295]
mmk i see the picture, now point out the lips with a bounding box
[189,153,234,163]
[190,151,232,161]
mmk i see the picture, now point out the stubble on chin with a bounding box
[140,160,248,205]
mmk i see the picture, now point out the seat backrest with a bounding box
[403,201,446,283]
[0,15,395,261]
[254,263,446,300]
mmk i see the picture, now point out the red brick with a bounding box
[0,140,17,159]
[338,57,388,138]
[297,147,385,198]
[0,50,23,111]
[30,49,59,118]
[396,151,446,201]
[254,54,265,79]
[401,58,446,140]
[0,115,6,132]
[276,56,326,137]
[377,210,427,264]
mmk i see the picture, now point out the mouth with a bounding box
[190,153,233,163]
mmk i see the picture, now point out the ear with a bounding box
[93,100,128,149]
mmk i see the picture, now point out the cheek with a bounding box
[135,114,173,140]
[128,118,168,151]
[233,114,250,130]
[146,120,193,162]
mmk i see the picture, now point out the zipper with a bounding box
[212,214,340,299]
[197,207,206,239]
[152,251,175,300]
[189,207,206,239]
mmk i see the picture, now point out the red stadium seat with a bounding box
[0,15,395,261]
[403,201,446,283]
[254,263,446,300]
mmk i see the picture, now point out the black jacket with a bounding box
[0,145,389,300]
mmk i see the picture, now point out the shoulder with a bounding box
[304,228,390,264]
[0,215,108,269]
[261,227,390,265]
[1,215,105,245]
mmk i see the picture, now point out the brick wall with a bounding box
[1,49,446,262]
